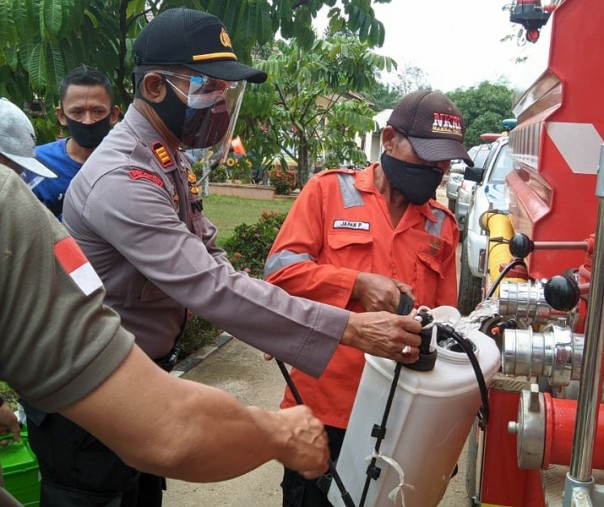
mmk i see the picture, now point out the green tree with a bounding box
[239,34,395,186]
[0,0,392,130]
[371,66,431,111]
[448,80,515,149]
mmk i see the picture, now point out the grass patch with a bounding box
[203,194,294,248]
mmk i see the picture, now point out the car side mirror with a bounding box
[464,166,485,183]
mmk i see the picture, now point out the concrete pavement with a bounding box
[164,338,286,507]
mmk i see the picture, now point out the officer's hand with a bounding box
[352,273,414,313]
[341,310,422,363]
[272,405,329,479]
[0,403,20,445]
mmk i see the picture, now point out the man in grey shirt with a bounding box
[0,96,332,506]
[58,8,422,507]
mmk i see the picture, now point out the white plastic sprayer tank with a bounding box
[328,309,500,507]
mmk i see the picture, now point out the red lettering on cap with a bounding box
[129,169,164,187]
[432,113,462,136]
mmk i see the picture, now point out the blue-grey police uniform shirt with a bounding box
[63,104,346,377]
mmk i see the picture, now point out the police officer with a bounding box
[0,97,331,503]
[31,8,424,507]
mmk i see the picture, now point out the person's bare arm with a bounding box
[61,345,329,482]
[340,311,423,363]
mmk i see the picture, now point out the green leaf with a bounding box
[27,41,47,92]
[42,0,64,36]
[126,0,146,19]
[44,40,65,102]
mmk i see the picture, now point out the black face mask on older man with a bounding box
[380,152,444,205]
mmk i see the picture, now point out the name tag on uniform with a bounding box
[333,220,370,231]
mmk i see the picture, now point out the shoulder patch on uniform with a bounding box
[152,141,173,168]
[129,169,164,188]
[429,199,455,219]
[54,237,103,296]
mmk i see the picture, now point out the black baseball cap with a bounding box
[387,91,473,166]
[134,8,267,84]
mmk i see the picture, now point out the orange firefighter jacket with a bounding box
[264,164,459,428]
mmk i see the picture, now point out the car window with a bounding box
[467,146,479,159]
[489,143,512,182]
[472,145,491,168]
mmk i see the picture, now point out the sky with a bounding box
[317,0,553,93]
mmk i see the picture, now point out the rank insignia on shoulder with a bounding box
[152,142,173,168]
[129,169,164,188]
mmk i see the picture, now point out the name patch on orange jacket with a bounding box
[333,220,370,231]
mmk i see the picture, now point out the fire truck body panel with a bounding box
[508,10,603,276]
[471,0,604,505]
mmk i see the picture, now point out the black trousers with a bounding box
[24,406,164,507]
[281,425,345,507]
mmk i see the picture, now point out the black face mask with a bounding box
[64,114,112,149]
[183,99,230,149]
[150,83,230,149]
[149,81,188,141]
[380,152,443,205]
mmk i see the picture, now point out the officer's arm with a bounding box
[60,345,329,482]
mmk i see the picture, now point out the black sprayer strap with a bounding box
[275,293,414,507]
[436,324,490,430]
[358,361,403,507]
[275,360,357,507]
[357,294,419,506]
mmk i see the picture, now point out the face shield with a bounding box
[157,71,246,163]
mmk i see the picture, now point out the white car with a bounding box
[446,144,495,213]
[445,148,478,212]
[457,136,513,315]
[454,142,495,231]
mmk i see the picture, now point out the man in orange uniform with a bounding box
[264,90,472,506]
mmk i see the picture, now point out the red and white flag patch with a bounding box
[54,237,103,296]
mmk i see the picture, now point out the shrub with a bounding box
[223,211,288,278]
[208,164,229,183]
[229,158,253,183]
[269,166,296,195]
[179,315,222,359]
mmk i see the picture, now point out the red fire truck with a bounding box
[466,0,604,504]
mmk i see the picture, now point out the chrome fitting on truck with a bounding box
[498,280,553,325]
[507,384,545,469]
[502,322,583,387]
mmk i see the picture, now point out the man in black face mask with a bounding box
[264,90,474,507]
[52,8,424,507]
[22,64,120,219]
